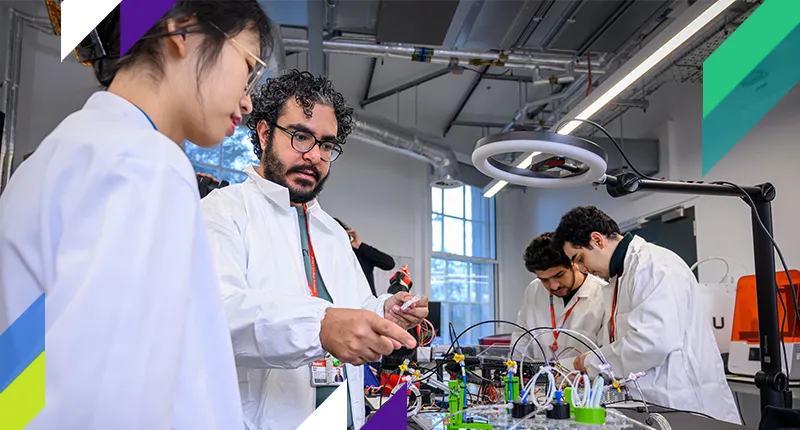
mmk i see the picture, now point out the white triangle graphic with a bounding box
[61,0,121,61]
[296,381,349,430]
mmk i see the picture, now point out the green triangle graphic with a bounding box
[702,0,800,175]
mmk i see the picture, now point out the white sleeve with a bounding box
[38,159,219,429]
[584,262,688,378]
[202,194,333,370]
[511,284,544,360]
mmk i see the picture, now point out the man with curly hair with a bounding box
[511,232,607,361]
[200,70,429,430]
[552,206,740,424]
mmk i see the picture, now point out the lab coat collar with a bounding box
[608,232,634,278]
[84,91,158,131]
[574,274,594,299]
[243,165,323,215]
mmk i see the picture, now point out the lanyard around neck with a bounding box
[549,292,581,353]
[303,204,318,298]
[609,277,621,343]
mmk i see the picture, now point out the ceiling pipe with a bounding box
[501,92,572,133]
[1,9,53,192]
[351,110,462,188]
[282,38,606,74]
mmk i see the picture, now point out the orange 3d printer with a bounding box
[728,270,800,380]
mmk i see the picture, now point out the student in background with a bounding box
[335,218,396,297]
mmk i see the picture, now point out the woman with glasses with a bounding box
[0,2,272,429]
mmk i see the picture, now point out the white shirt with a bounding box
[584,235,740,424]
[201,165,390,430]
[0,91,242,429]
[512,274,608,361]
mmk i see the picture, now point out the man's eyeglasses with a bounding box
[273,123,343,162]
[141,20,267,96]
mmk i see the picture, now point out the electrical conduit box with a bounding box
[728,270,800,380]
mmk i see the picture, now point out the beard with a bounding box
[261,139,329,204]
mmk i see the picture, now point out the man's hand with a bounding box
[320,308,416,366]
[384,292,429,330]
[574,352,589,373]
[347,229,361,249]
[196,173,219,182]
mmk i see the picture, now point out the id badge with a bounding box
[309,354,345,387]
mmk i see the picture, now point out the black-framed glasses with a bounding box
[273,123,343,162]
[139,21,267,96]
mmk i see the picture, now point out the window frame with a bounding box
[430,184,499,345]
[184,125,258,184]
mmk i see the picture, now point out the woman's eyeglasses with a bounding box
[206,22,267,96]
[141,20,268,96]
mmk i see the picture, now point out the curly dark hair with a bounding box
[246,69,355,159]
[523,232,572,273]
[553,206,621,249]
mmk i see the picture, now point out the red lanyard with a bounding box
[549,293,581,353]
[609,277,620,343]
[302,204,318,298]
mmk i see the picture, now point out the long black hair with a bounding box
[89,0,273,88]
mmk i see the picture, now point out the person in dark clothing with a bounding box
[334,218,395,296]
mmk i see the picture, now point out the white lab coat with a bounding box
[0,91,242,429]
[583,236,740,424]
[201,165,391,430]
[512,274,608,360]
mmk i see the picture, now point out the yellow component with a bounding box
[399,363,409,372]
[505,360,516,369]
[612,380,622,392]
[414,370,421,379]
[453,354,465,364]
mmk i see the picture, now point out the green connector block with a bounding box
[503,375,520,402]
[446,380,492,430]
[702,0,800,175]
[574,407,606,425]
[564,387,575,416]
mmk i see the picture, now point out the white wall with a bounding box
[496,188,536,323]
[519,81,800,286]
[316,139,431,296]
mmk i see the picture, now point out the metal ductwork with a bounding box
[282,38,604,74]
[264,17,286,79]
[351,110,462,189]
[1,9,53,192]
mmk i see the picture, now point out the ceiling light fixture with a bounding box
[481,0,738,198]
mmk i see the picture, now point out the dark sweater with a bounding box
[353,243,395,296]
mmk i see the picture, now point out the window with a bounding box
[431,185,497,345]
[185,126,259,184]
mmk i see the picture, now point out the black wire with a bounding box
[711,180,800,377]
[510,325,605,364]
[553,117,661,181]
[417,320,548,384]
[463,67,511,77]
[449,323,462,353]
[633,404,716,421]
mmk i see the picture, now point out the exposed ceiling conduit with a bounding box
[282,38,606,74]
[1,9,53,192]
[351,110,462,188]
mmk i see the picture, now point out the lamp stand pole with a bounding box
[603,173,789,411]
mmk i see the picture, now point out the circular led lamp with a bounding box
[472,131,608,188]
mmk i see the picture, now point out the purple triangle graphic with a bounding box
[363,383,408,430]
[120,0,179,56]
